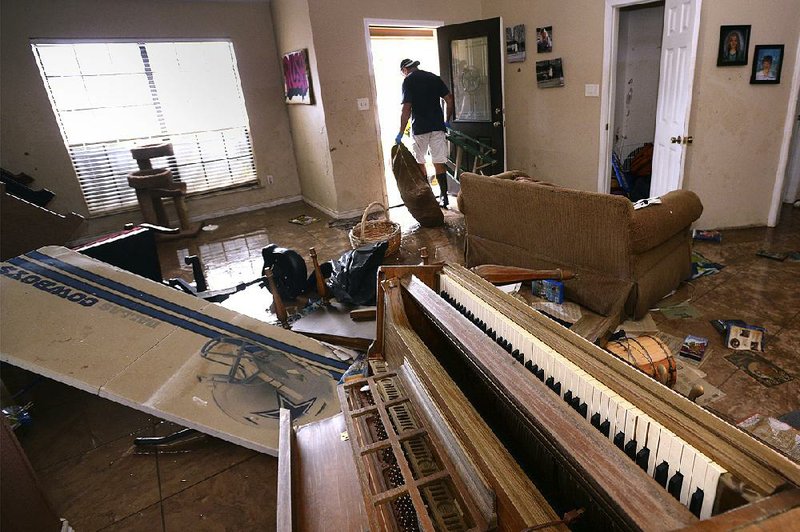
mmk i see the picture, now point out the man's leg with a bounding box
[430,132,449,208]
[410,133,430,180]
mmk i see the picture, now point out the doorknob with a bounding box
[683,136,693,145]
[493,121,502,128]
[670,136,682,144]
[495,108,502,114]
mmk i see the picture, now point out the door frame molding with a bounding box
[768,33,800,226]
[363,18,444,207]
[597,0,656,193]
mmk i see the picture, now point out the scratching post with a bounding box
[128,143,203,239]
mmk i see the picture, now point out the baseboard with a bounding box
[188,195,304,223]
[301,197,366,220]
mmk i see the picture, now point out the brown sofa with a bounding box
[457,172,703,319]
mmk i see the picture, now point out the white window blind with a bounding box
[32,40,258,216]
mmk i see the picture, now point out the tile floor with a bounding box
[4,200,799,530]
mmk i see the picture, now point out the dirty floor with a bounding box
[6,201,799,531]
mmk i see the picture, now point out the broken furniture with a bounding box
[0,182,84,260]
[128,143,202,239]
[446,127,498,182]
[278,261,800,529]
[457,171,703,319]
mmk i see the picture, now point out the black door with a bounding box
[438,17,505,176]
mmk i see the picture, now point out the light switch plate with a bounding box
[357,98,370,110]
[585,84,600,97]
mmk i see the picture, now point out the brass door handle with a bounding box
[493,121,502,128]
[670,136,682,144]
[684,136,693,145]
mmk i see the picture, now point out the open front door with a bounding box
[437,17,505,176]
[650,0,701,196]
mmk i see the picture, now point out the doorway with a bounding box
[599,0,701,197]
[367,24,441,208]
[612,2,664,200]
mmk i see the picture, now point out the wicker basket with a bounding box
[348,202,401,257]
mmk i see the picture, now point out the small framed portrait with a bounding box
[536,26,553,53]
[717,25,750,66]
[750,44,784,84]
[536,58,564,88]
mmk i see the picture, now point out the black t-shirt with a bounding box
[401,70,450,135]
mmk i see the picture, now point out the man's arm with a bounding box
[443,93,454,124]
[398,102,412,139]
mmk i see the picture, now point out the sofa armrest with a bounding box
[630,190,703,253]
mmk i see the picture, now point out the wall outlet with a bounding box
[585,84,600,97]
[266,174,274,184]
[357,98,370,111]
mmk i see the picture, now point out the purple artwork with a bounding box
[282,49,314,105]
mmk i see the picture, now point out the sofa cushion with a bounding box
[630,190,703,253]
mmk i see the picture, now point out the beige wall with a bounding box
[306,0,482,216]
[0,0,301,239]
[271,0,338,216]
[482,0,800,228]
[482,1,606,191]
[685,0,799,228]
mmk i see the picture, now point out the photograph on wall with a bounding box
[505,24,527,63]
[536,58,564,88]
[716,25,750,66]
[750,45,784,84]
[536,26,553,53]
[282,48,315,104]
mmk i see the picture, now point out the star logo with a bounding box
[253,391,316,420]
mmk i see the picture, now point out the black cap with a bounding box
[400,58,420,70]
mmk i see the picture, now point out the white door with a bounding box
[650,0,701,197]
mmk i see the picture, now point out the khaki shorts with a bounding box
[411,131,447,164]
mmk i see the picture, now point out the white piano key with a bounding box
[700,462,726,520]
[645,420,662,476]
[654,428,675,482]
[687,454,708,516]
[678,445,697,505]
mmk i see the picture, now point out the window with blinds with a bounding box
[32,40,258,216]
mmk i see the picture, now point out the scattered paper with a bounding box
[633,197,662,210]
[615,313,659,334]
[658,303,701,319]
[530,301,582,324]
[289,214,319,226]
[201,224,219,231]
[738,414,800,461]
[498,282,522,294]
[692,229,722,242]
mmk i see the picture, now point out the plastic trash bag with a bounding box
[328,241,388,305]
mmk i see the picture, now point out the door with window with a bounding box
[437,18,505,175]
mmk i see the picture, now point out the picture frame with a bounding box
[536,26,553,53]
[505,24,526,63]
[750,44,784,84]
[282,49,314,104]
[536,58,564,88]
[716,25,750,66]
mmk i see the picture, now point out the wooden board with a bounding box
[0,246,349,455]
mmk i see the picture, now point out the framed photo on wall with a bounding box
[750,45,784,84]
[282,49,315,104]
[536,26,553,53]
[717,25,750,66]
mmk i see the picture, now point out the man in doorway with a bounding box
[396,58,455,208]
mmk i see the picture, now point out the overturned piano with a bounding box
[280,263,800,531]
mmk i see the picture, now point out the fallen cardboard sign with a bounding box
[0,246,350,455]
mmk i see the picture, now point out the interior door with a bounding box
[437,17,505,176]
[650,0,701,197]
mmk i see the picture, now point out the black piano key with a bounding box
[563,390,573,404]
[545,376,554,389]
[578,402,588,418]
[667,472,684,500]
[536,368,545,381]
[525,360,534,371]
[512,349,520,360]
[624,439,637,460]
[552,382,561,395]
[613,432,625,450]
[600,419,611,437]
[591,412,601,429]
[654,461,669,487]
[689,488,704,518]
[570,396,582,412]
[635,448,650,471]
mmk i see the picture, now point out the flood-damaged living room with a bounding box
[1,0,799,530]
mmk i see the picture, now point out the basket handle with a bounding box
[359,201,388,237]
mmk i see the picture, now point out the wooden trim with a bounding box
[679,489,800,531]
[276,409,293,532]
[369,26,435,38]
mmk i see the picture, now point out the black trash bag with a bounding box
[261,244,307,300]
[328,241,388,306]
[306,261,333,293]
